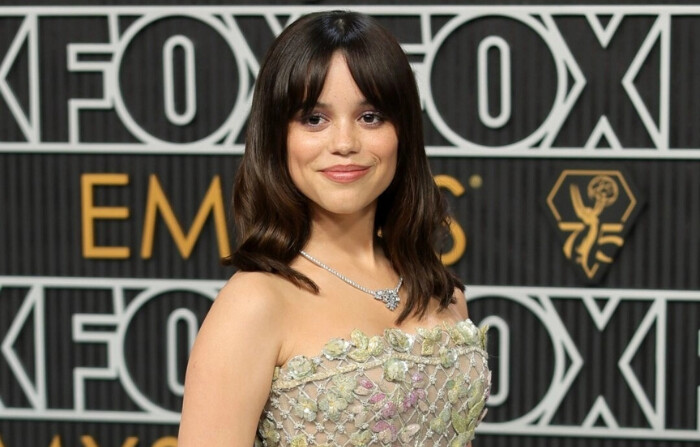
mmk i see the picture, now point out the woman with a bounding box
[178,10,489,446]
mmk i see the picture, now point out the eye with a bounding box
[359,112,384,125]
[298,113,328,128]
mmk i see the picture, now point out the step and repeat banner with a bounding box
[0,2,699,446]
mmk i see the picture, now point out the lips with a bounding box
[320,164,371,183]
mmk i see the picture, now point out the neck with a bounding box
[304,203,382,268]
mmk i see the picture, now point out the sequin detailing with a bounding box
[256,319,490,446]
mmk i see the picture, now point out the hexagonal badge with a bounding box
[546,169,644,284]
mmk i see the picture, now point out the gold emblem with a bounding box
[546,170,642,283]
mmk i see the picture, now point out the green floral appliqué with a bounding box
[446,379,469,404]
[429,406,451,434]
[479,324,489,350]
[348,330,384,362]
[450,406,478,446]
[439,346,458,368]
[292,396,318,422]
[417,326,443,355]
[319,390,349,422]
[385,328,412,352]
[349,429,372,446]
[318,374,357,421]
[322,338,351,359]
[467,378,486,406]
[330,374,357,403]
[383,357,409,382]
[449,319,480,346]
[259,417,280,445]
[289,434,308,447]
[286,356,316,380]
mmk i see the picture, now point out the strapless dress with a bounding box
[255,318,490,446]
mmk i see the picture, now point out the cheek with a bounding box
[286,151,305,190]
[377,132,399,171]
[286,130,304,169]
[286,132,317,188]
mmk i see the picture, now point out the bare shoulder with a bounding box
[183,271,285,381]
[451,286,469,320]
[186,269,287,382]
[178,271,287,445]
[200,270,287,348]
[219,269,284,303]
[215,270,286,315]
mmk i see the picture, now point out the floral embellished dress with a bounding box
[255,318,490,446]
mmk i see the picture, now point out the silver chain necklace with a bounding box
[299,250,402,311]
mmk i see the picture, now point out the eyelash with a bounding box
[302,114,325,126]
[299,111,385,127]
[360,112,384,125]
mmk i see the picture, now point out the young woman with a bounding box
[178,11,490,446]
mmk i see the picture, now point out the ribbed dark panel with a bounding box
[0,154,239,280]
[429,158,700,290]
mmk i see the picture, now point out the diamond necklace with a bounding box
[299,250,403,311]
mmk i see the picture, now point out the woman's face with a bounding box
[286,52,398,218]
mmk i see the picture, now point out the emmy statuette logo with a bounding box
[546,169,642,283]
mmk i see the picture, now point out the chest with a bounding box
[258,320,490,446]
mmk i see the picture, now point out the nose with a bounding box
[331,120,359,155]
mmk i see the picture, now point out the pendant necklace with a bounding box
[299,250,402,311]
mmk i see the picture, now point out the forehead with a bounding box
[314,53,368,105]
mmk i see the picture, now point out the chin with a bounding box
[322,204,372,216]
[313,198,378,217]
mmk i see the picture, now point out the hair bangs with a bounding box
[283,13,407,122]
[283,41,335,119]
[344,51,401,123]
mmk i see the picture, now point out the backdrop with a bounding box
[0,1,699,446]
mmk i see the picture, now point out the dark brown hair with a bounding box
[229,10,462,323]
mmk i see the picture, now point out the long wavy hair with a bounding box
[228,10,462,323]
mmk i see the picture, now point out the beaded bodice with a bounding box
[255,319,490,446]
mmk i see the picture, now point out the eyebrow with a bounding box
[314,99,372,108]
